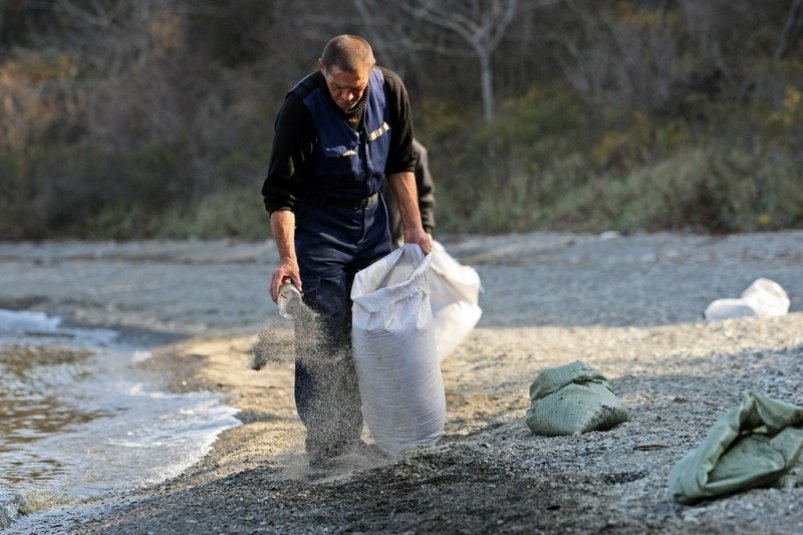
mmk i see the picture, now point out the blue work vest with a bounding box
[293,68,392,200]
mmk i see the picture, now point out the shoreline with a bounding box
[139,331,307,486]
[1,232,802,534]
[0,315,240,533]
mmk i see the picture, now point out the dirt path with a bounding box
[1,231,802,534]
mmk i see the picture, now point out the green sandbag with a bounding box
[525,360,628,436]
[668,390,803,504]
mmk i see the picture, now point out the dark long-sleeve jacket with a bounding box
[262,67,416,214]
[383,139,436,241]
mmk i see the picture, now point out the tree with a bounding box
[386,0,520,124]
[376,0,566,123]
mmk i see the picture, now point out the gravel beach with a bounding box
[1,231,802,534]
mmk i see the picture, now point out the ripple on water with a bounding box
[0,309,240,530]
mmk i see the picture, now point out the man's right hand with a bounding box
[269,257,301,302]
[269,210,300,302]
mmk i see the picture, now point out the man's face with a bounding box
[320,62,371,111]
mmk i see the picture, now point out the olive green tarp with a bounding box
[525,360,628,436]
[668,390,803,504]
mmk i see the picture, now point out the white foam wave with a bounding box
[0,309,61,333]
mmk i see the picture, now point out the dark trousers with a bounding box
[293,197,392,460]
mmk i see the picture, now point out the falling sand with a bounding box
[249,293,318,370]
[248,290,388,473]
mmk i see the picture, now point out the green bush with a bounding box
[0,145,111,239]
[537,145,803,234]
[160,188,266,240]
[0,141,196,239]
[430,83,803,236]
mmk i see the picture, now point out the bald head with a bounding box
[319,35,375,73]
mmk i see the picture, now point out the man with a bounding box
[261,35,432,466]
[383,138,436,247]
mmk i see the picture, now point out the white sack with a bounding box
[703,298,757,321]
[704,278,790,321]
[430,241,482,361]
[351,245,445,456]
[741,278,790,316]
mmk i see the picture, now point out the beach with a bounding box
[1,231,802,534]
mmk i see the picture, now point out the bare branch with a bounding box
[773,0,803,60]
[389,0,537,123]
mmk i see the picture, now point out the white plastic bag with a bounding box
[704,278,790,321]
[429,241,482,361]
[351,245,445,456]
[703,298,756,321]
[741,278,790,316]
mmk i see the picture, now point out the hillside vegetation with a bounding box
[1,0,801,240]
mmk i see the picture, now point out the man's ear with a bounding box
[318,58,326,75]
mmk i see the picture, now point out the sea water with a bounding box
[0,309,240,530]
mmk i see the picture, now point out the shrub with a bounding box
[160,188,266,240]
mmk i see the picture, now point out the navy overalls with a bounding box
[292,68,394,460]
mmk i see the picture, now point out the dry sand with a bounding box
[1,231,802,534]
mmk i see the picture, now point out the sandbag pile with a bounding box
[525,360,628,436]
